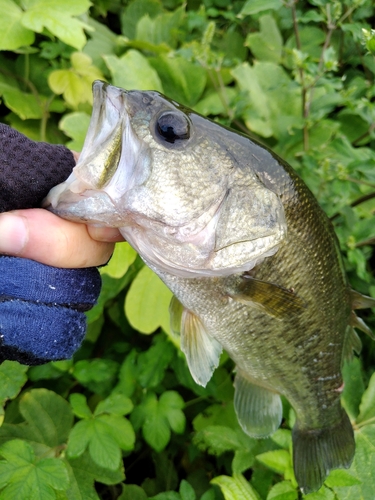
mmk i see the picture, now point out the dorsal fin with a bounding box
[350,289,375,310]
[169,295,222,387]
[349,311,375,340]
[229,276,306,319]
[342,325,362,364]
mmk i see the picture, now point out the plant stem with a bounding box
[330,191,375,220]
[290,0,309,151]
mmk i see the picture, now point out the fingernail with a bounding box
[0,213,28,255]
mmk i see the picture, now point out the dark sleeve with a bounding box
[0,123,76,211]
[0,124,101,366]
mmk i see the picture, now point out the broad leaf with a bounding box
[100,243,137,279]
[125,265,172,334]
[21,0,91,50]
[0,0,34,50]
[104,50,163,92]
[19,389,74,447]
[211,474,261,500]
[0,361,28,402]
[0,439,69,499]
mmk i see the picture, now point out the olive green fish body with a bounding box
[45,82,373,494]
[154,145,351,428]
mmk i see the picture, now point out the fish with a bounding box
[44,80,375,494]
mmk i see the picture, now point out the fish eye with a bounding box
[156,111,190,144]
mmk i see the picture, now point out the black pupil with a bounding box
[157,112,190,144]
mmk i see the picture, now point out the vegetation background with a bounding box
[0,0,375,498]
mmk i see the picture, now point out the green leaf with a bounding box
[67,419,94,459]
[159,391,185,434]
[357,371,375,424]
[125,265,173,334]
[59,112,91,151]
[245,15,283,63]
[266,481,297,500]
[232,450,255,474]
[194,426,243,456]
[231,61,301,139]
[94,394,133,417]
[97,414,135,451]
[120,0,163,40]
[0,361,28,403]
[0,83,43,120]
[88,420,121,470]
[113,350,138,398]
[239,0,282,16]
[133,391,183,452]
[21,0,91,50]
[324,469,361,488]
[341,357,365,420]
[0,0,34,50]
[0,439,69,499]
[49,52,103,108]
[232,449,255,475]
[137,335,175,388]
[180,479,196,500]
[104,50,163,92]
[303,485,335,500]
[211,474,261,500]
[149,55,206,106]
[65,451,124,500]
[100,243,137,279]
[256,449,291,475]
[19,389,74,447]
[119,484,148,500]
[69,394,92,420]
[135,6,185,49]
[72,359,119,396]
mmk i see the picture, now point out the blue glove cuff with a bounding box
[0,256,101,365]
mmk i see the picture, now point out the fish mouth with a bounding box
[44,81,144,225]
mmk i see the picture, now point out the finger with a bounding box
[0,209,115,268]
[87,225,125,242]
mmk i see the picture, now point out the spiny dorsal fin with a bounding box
[350,311,375,340]
[351,289,375,310]
[233,372,282,438]
[170,295,222,387]
[229,276,306,319]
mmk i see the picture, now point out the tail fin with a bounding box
[292,410,355,494]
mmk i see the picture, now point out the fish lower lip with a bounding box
[47,190,124,226]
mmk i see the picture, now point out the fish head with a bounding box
[45,81,286,277]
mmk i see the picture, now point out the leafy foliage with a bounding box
[1,0,375,498]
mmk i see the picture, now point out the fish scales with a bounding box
[44,81,374,494]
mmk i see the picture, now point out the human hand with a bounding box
[0,208,124,268]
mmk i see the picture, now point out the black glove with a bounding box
[0,124,101,365]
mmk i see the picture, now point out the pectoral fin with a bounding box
[234,372,282,438]
[170,295,222,387]
[229,276,306,319]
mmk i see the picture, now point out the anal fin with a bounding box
[233,372,282,438]
[170,295,222,387]
[292,410,355,494]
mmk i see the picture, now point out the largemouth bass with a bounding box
[45,81,375,494]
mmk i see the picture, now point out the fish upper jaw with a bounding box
[44,81,145,225]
